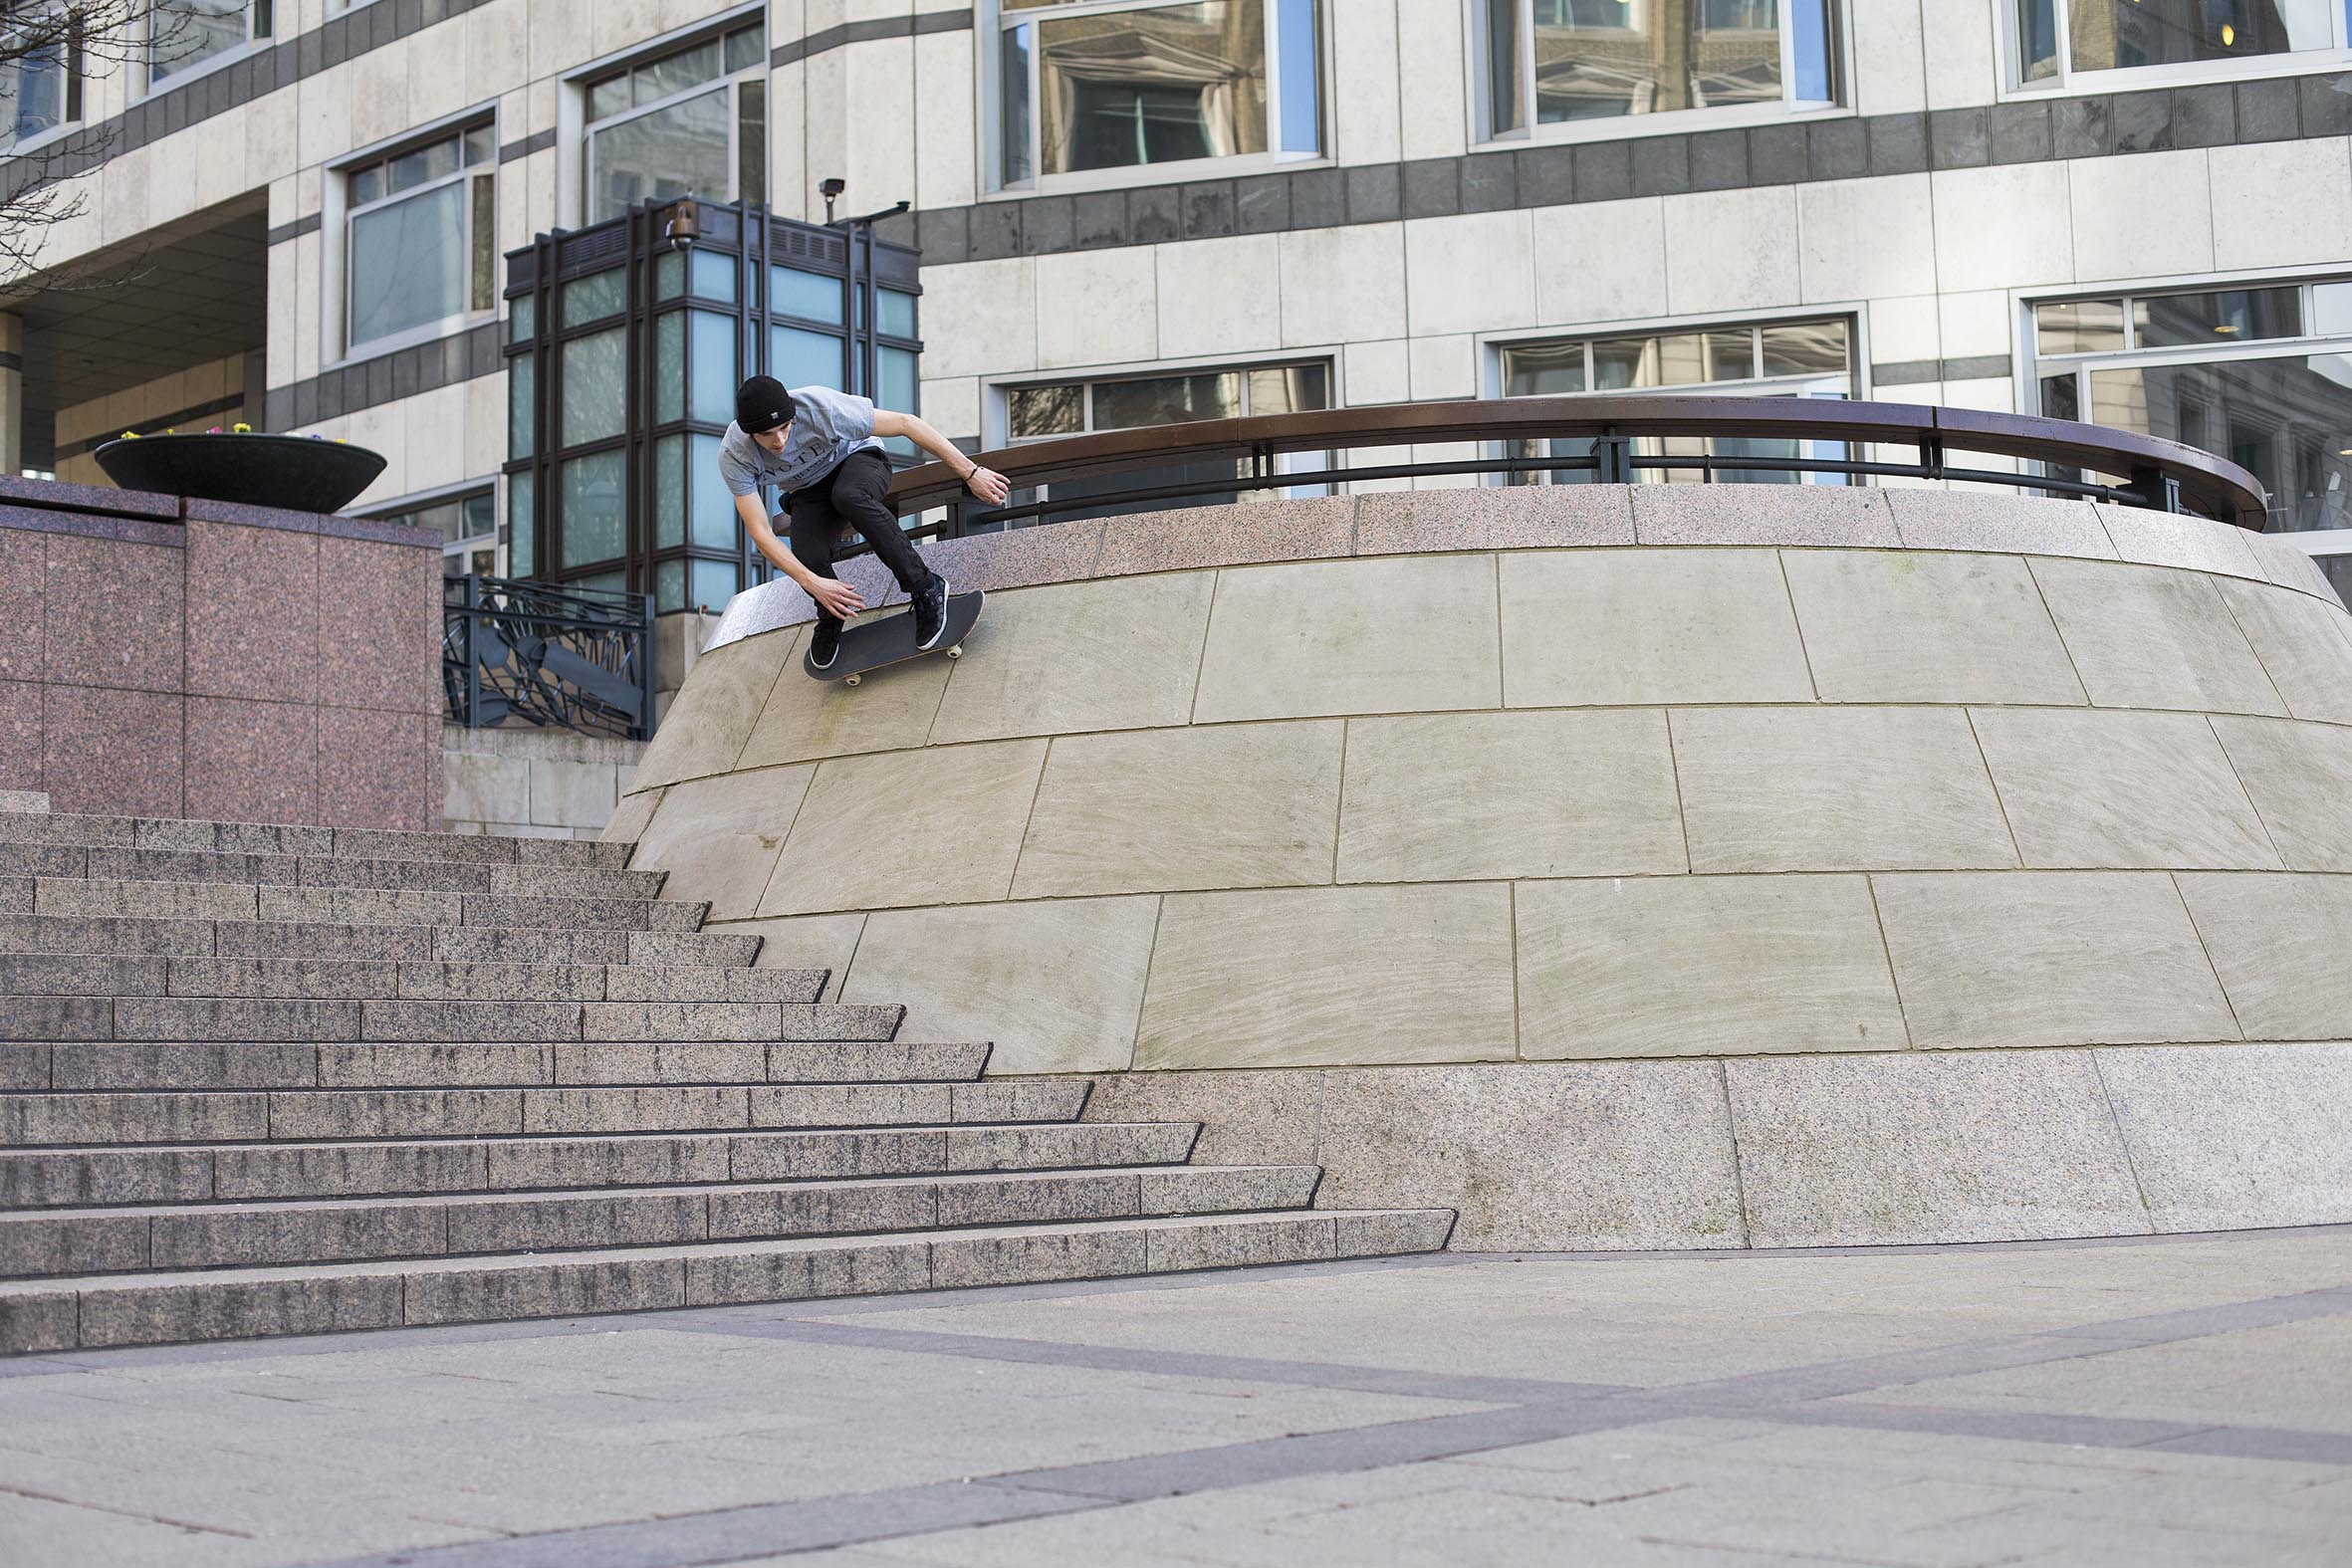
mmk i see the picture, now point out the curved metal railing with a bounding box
[880,395,2269,540]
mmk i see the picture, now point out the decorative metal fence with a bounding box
[442,575,656,741]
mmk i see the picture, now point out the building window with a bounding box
[1497,317,1855,483]
[584,21,765,225]
[991,0,1324,193]
[149,0,269,86]
[2030,278,2352,544]
[373,488,503,578]
[2013,0,2351,88]
[343,122,497,356]
[996,360,1331,520]
[1480,0,1840,140]
[0,5,82,153]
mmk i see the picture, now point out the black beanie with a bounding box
[736,375,792,434]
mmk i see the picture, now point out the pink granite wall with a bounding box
[0,478,441,829]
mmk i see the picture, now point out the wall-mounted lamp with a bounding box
[821,177,846,224]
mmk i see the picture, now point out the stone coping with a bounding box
[703,486,2342,654]
[0,479,437,552]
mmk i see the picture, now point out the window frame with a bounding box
[363,482,504,578]
[2023,272,2352,540]
[143,0,271,95]
[0,0,86,158]
[981,0,1332,199]
[1999,0,2352,98]
[338,118,500,361]
[1471,0,1852,152]
[580,18,767,227]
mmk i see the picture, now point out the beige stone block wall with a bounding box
[627,496,2352,1085]
[439,724,645,841]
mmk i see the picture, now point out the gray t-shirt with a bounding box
[716,387,885,499]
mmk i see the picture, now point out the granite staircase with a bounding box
[0,812,1452,1353]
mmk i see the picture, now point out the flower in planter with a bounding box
[119,431,138,440]
[233,423,251,433]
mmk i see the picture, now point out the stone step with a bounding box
[28,881,707,932]
[0,1165,1320,1278]
[0,996,899,1043]
[0,955,823,1004]
[0,915,749,966]
[0,1119,1205,1207]
[0,812,633,869]
[2,1039,992,1092]
[0,1208,1453,1352]
[0,1078,1089,1147]
[55,848,666,901]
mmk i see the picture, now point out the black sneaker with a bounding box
[809,617,843,670]
[913,573,951,651]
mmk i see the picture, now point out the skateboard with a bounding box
[806,589,984,686]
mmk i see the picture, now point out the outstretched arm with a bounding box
[736,491,865,620]
[872,410,1012,506]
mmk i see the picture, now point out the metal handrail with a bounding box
[878,395,2269,539]
[443,575,657,741]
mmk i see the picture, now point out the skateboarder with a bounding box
[723,375,1011,670]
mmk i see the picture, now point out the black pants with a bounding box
[783,449,935,625]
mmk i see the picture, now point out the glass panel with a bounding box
[689,247,738,303]
[508,292,536,343]
[386,135,457,195]
[557,451,626,567]
[2035,298,2128,354]
[770,266,844,326]
[1503,340,1587,396]
[1001,23,1035,185]
[1276,0,1321,152]
[2313,282,2352,336]
[738,78,766,205]
[464,122,496,166]
[1789,0,1834,101]
[2089,354,2352,535]
[1039,2,1268,176]
[349,182,465,348]
[588,86,732,224]
[508,350,536,460]
[560,329,626,448]
[690,432,735,549]
[462,491,496,542]
[0,37,70,153]
[689,311,738,425]
[770,324,843,389]
[152,0,250,81]
[2017,0,2060,81]
[1592,336,1660,388]
[1653,334,1712,384]
[878,346,919,414]
[2066,0,2336,73]
[877,288,918,338]
[725,25,765,73]
[1093,371,1240,428]
[1009,383,1084,437]
[2317,553,2352,602]
[1759,321,1848,375]
[655,250,684,301]
[654,434,685,548]
[562,269,625,327]
[635,38,722,106]
[1247,363,1329,414]
[654,558,685,612]
[588,75,631,121]
[2137,288,2303,348]
[350,163,380,205]
[1533,0,1785,121]
[1487,0,1524,137]
[1707,329,1757,379]
[690,558,740,611]
[653,312,684,425]
[507,471,535,577]
[470,174,495,314]
[570,570,625,595]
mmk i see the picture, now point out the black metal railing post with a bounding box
[463,573,482,733]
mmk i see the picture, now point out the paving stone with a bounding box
[164,957,403,1000]
[391,962,607,1002]
[745,1082,955,1128]
[214,1140,493,1202]
[0,913,221,956]
[934,1171,1138,1228]
[626,931,764,967]
[0,1211,149,1276]
[355,1000,586,1041]
[598,966,825,1004]
[0,1091,269,1147]
[37,877,259,921]
[266,1089,526,1142]
[485,866,668,900]
[433,926,604,964]
[48,1041,317,1091]
[485,1134,734,1192]
[400,1253,688,1326]
[0,1289,78,1352]
[75,1271,406,1347]
[461,894,661,930]
[0,843,88,878]
[217,920,435,960]
[316,1043,554,1089]
[257,886,464,926]
[708,1178,935,1239]
[0,1041,46,1088]
[931,1224,1151,1289]
[0,995,114,1039]
[442,1190,710,1253]
[0,1147,214,1208]
[0,953,168,997]
[330,826,520,864]
[521,1086,752,1135]
[85,847,301,886]
[766,1042,992,1084]
[114,998,361,1042]
[552,1041,769,1086]
[148,1201,448,1269]
[684,1236,931,1306]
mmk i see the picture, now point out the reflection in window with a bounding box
[996,0,1321,189]
[345,123,497,354]
[151,0,268,84]
[585,22,765,222]
[1,4,81,152]
[2017,0,2346,84]
[2033,278,2352,537]
[377,491,502,578]
[1501,318,1855,485]
[1486,0,1839,137]
[998,359,1331,521]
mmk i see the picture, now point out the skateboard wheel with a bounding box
[845,673,861,687]
[947,645,962,659]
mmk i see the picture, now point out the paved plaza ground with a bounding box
[2,1227,2348,1567]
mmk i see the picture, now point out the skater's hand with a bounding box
[965,466,1011,506]
[808,577,865,620]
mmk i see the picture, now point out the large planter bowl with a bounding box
[94,432,388,515]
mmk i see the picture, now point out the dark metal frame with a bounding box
[444,574,658,741]
[882,395,2270,539]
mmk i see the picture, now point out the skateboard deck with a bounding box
[806,590,984,685]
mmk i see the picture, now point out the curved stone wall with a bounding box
[613,485,2352,1248]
